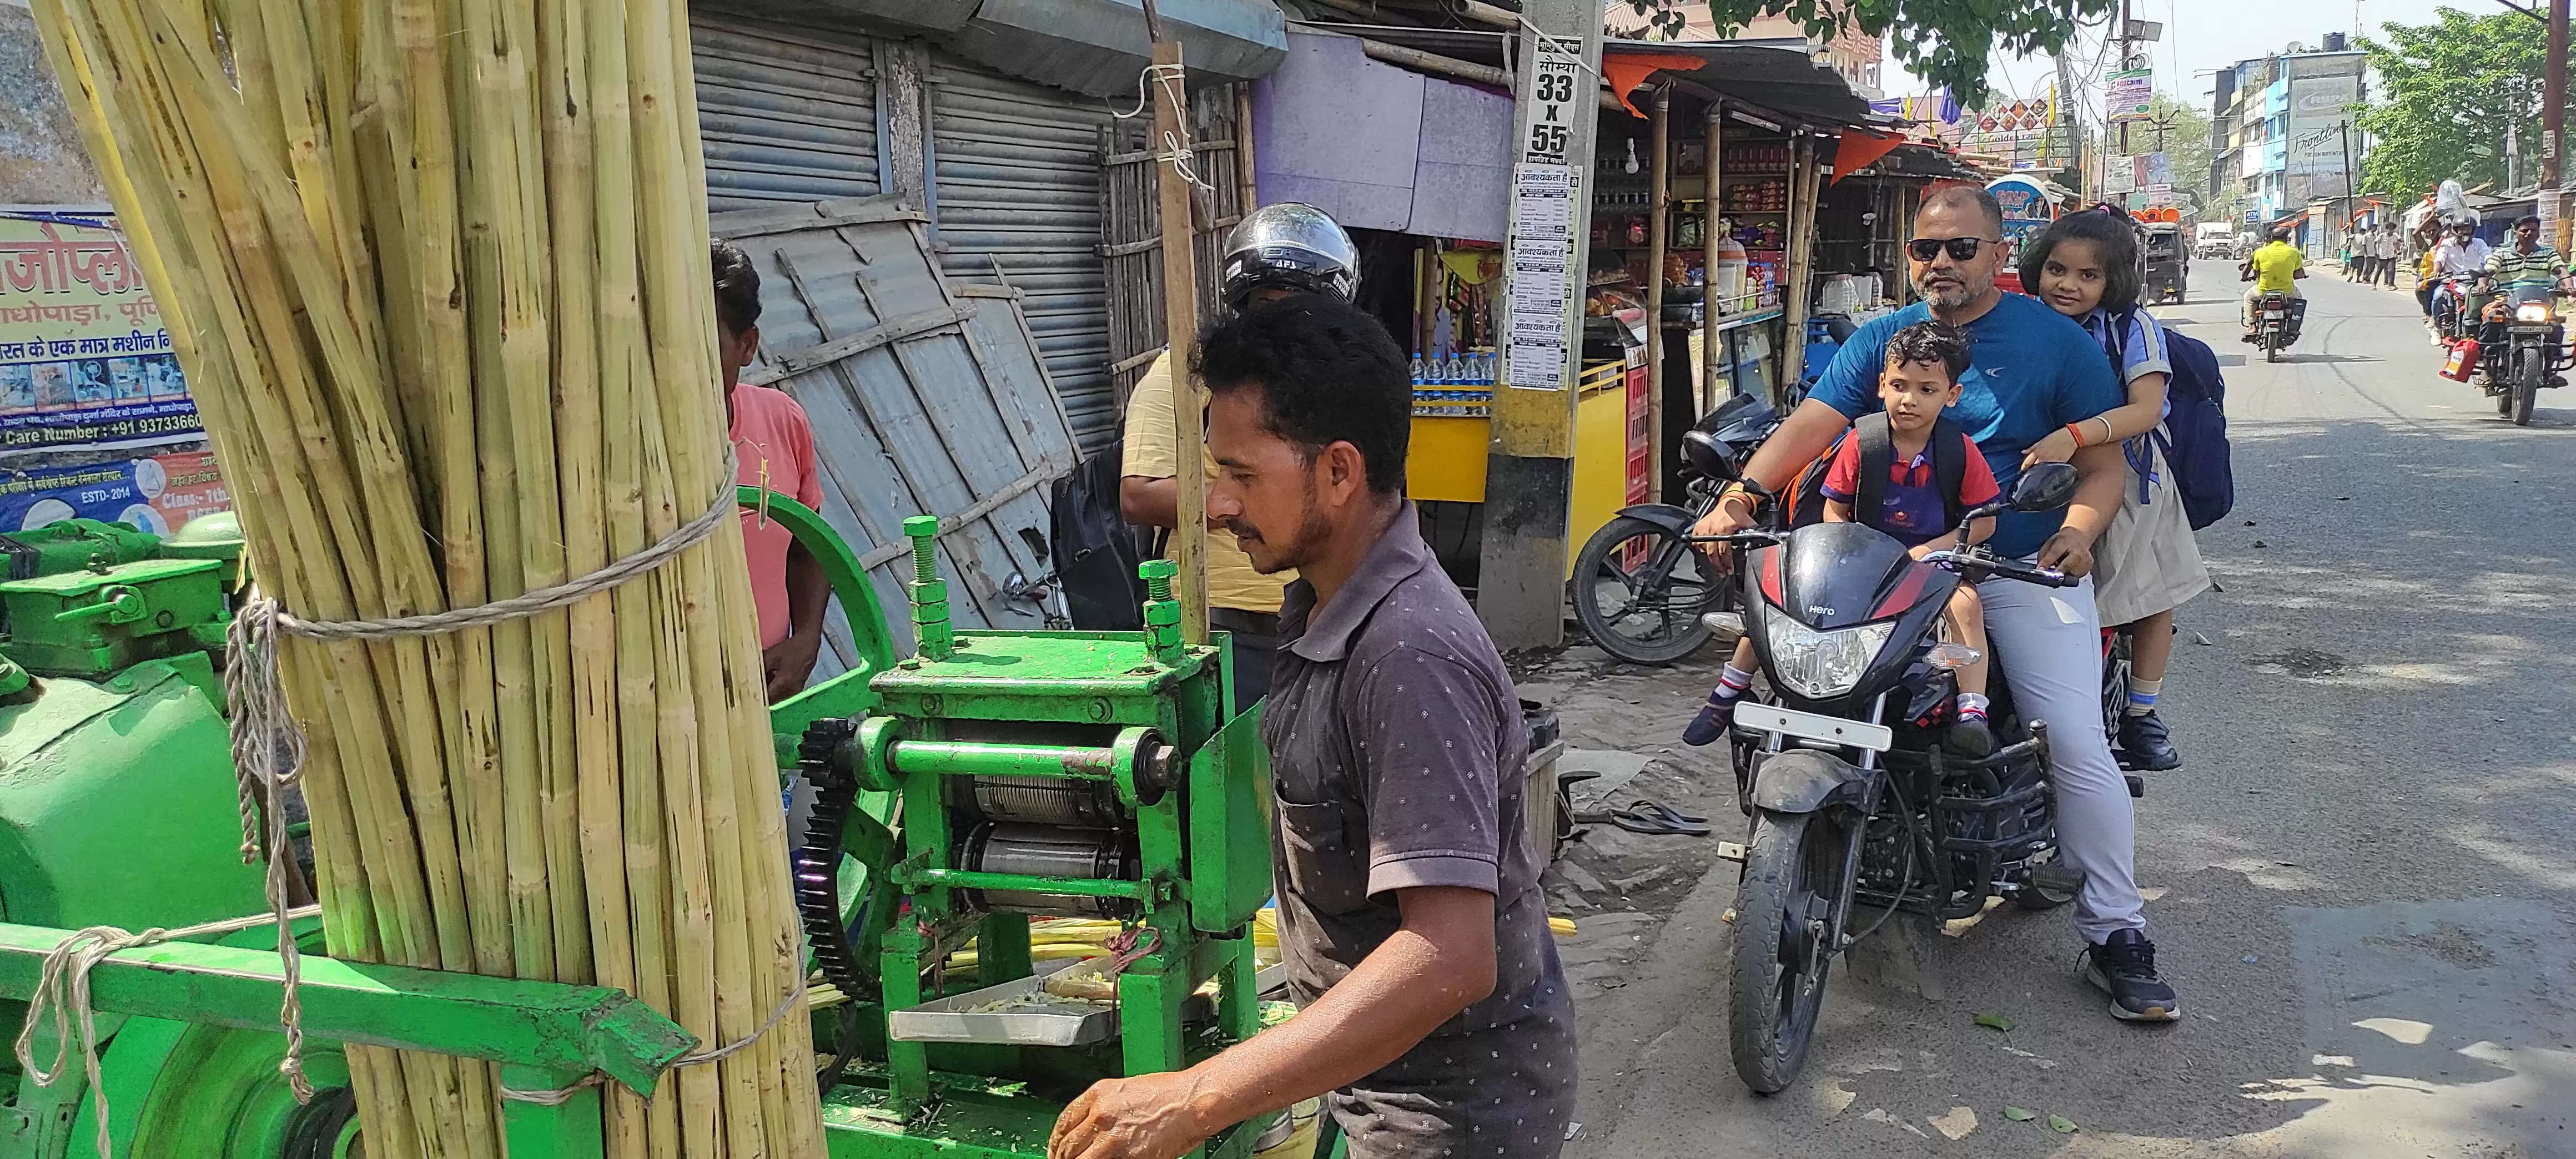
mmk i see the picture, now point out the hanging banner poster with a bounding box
[0,449,231,535]
[2106,69,2155,123]
[0,208,202,453]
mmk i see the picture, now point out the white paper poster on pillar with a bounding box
[1506,162,1576,390]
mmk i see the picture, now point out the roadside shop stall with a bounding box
[1247,24,1893,583]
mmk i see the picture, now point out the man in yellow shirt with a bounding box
[2240,228,2307,342]
[1120,204,1360,702]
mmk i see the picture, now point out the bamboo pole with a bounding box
[1147,32,1208,646]
[29,1,823,1154]
[1702,100,1724,410]
[1644,83,1669,501]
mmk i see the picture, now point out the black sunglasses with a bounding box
[1908,236,1997,263]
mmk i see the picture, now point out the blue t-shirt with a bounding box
[1809,294,2125,558]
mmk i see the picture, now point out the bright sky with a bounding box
[1881,0,2487,114]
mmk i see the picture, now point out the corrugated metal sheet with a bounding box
[716,196,1078,674]
[927,53,1118,453]
[692,16,882,213]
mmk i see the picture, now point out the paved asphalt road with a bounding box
[1563,261,2576,1158]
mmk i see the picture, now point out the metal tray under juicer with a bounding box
[888,957,1127,1047]
[887,957,1279,1046]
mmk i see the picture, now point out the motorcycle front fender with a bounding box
[1613,502,1703,540]
[1749,748,1881,814]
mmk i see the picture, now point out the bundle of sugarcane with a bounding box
[32,1,823,1156]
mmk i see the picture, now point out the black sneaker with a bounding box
[1943,715,1995,758]
[2081,930,2181,1022]
[1682,691,1744,747]
[2116,710,2181,772]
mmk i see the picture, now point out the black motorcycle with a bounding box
[1704,462,2092,1093]
[1571,393,1783,664]
[2477,284,2565,427]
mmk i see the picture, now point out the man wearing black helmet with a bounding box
[1118,204,1361,703]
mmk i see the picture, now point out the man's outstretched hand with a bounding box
[1048,1071,1212,1159]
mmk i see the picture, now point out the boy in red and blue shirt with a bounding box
[1686,321,2001,755]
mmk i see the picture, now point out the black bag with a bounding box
[1049,440,1156,631]
[1785,411,1968,533]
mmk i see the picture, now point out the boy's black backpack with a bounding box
[1048,440,1156,631]
[1783,411,1970,533]
[2106,308,2235,530]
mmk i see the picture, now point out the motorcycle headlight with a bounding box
[2517,303,2553,323]
[1762,615,1895,699]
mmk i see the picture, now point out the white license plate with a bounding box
[1734,702,1893,752]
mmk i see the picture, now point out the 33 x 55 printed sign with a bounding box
[0,208,203,453]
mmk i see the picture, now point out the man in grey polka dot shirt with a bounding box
[1048,296,1574,1159]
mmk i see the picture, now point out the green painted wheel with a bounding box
[117,1023,359,1159]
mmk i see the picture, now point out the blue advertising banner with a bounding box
[0,450,230,535]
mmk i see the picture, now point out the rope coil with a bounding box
[12,906,321,1159]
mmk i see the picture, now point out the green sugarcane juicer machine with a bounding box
[0,497,1284,1159]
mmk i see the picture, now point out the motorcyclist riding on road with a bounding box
[2240,228,2306,342]
[1689,187,2183,1024]
[2471,214,2572,386]
[2429,219,2491,343]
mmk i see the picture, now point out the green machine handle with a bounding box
[739,487,902,768]
[734,487,897,677]
[53,584,146,626]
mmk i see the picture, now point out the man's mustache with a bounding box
[1221,517,1262,542]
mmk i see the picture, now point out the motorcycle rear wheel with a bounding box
[1573,515,1720,665]
[1729,809,1843,1094]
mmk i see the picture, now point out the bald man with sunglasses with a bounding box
[1691,187,2183,1024]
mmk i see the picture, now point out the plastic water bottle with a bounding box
[1410,351,1427,385]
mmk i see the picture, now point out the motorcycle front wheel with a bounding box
[1729,809,1845,1094]
[1572,516,1721,665]
[2512,349,2540,426]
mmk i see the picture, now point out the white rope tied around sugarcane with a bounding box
[209,450,738,1119]
[1111,62,1216,195]
[14,905,322,1159]
[497,976,811,1105]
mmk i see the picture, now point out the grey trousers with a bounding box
[1978,573,2146,942]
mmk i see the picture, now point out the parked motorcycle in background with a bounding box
[1572,392,1782,664]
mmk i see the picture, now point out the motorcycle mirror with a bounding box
[2010,461,2081,512]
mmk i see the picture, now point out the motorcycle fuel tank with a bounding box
[1753,521,1958,631]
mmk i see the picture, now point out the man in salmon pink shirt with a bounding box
[713,240,831,702]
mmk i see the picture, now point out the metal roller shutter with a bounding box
[692,17,881,213]
[927,54,1116,452]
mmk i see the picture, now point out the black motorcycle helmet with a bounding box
[1219,203,1360,312]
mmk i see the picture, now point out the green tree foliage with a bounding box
[1614,0,2115,105]
[2357,8,2559,198]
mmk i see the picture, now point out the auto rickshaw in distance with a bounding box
[2141,220,2187,304]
